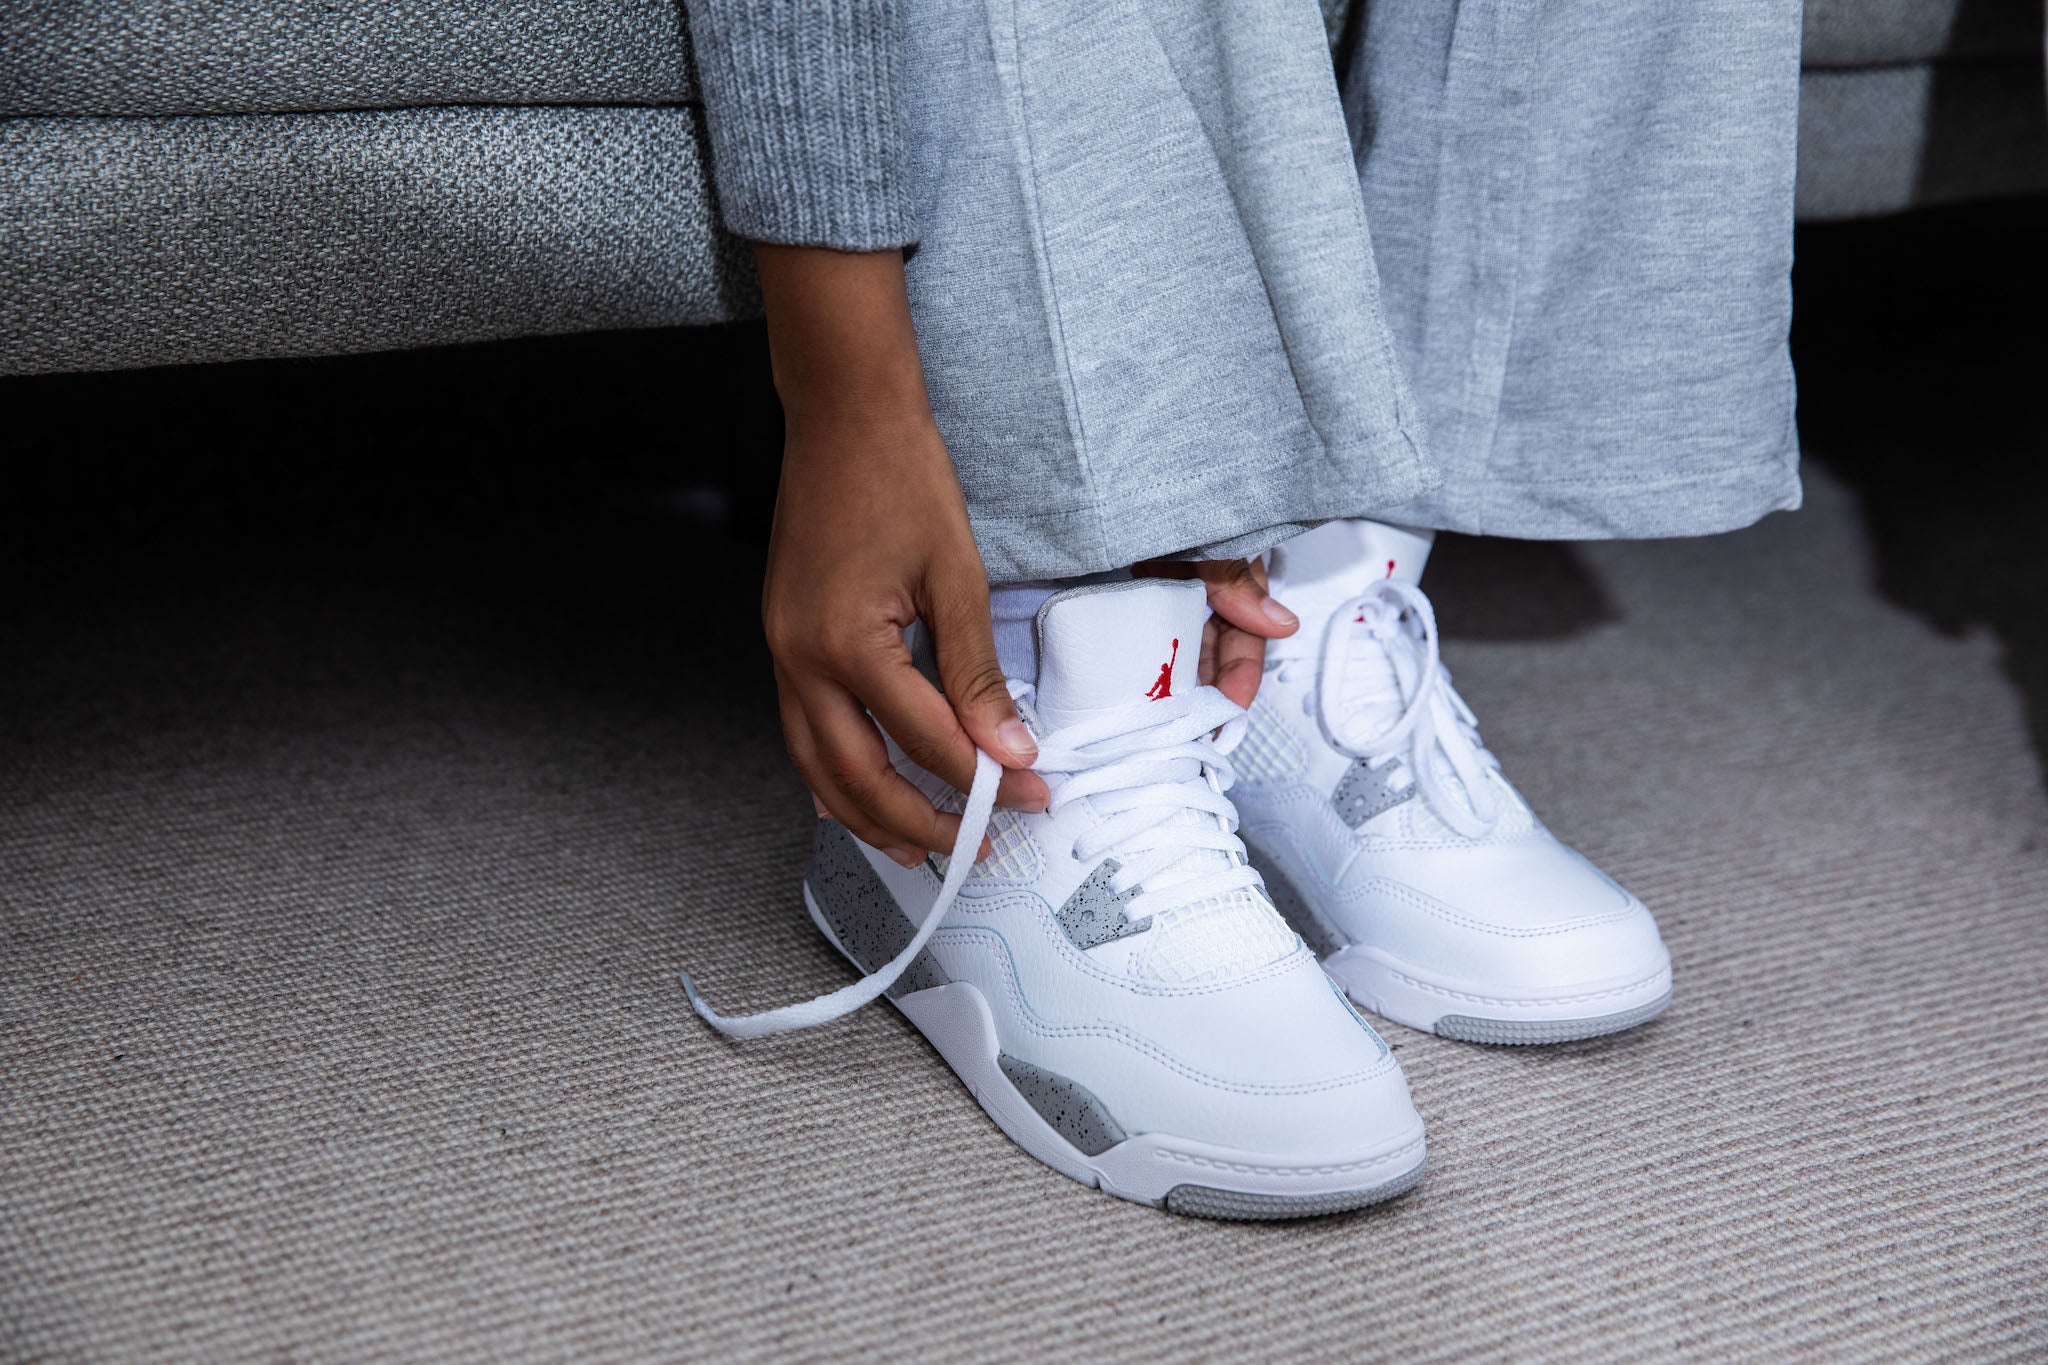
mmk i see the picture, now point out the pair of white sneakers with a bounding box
[686,522,1671,1220]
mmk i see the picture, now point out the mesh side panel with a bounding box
[1130,890,1298,984]
[976,808,1043,883]
[1234,697,1307,787]
[1122,802,1299,983]
[929,802,1043,885]
[1397,759,1534,841]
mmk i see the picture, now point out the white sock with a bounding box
[991,569,1140,680]
[991,583,1060,681]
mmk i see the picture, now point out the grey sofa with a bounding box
[1797,0,2048,216]
[3,0,2043,377]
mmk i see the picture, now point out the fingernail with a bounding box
[997,719,1037,760]
[811,794,830,819]
[1261,598,1299,629]
[885,846,922,869]
[1018,792,1049,814]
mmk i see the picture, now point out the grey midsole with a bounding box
[995,1054,1127,1156]
[808,822,1423,1221]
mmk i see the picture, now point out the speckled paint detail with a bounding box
[1245,842,1349,957]
[1056,859,1152,952]
[1332,759,1414,828]
[805,821,950,999]
[996,1055,1127,1156]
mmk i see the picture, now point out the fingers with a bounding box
[759,398,1031,869]
[1195,556,1297,639]
[1209,615,1269,709]
[1131,556,1286,709]
[1199,614,1222,688]
[779,668,992,864]
[773,558,1044,871]
[847,645,1046,812]
[923,567,1050,807]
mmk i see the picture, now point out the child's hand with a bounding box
[1133,557,1298,710]
[755,245,1048,867]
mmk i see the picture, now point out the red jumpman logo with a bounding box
[1145,639,1179,700]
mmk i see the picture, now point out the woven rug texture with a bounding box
[2,463,2044,1361]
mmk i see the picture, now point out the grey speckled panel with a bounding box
[1332,759,1413,829]
[996,1056,1126,1157]
[1436,993,1672,1046]
[1055,860,1151,952]
[0,106,759,375]
[1164,1159,1425,1221]
[806,823,950,999]
[1,2,695,117]
[1243,840,1349,958]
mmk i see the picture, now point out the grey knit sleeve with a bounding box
[682,0,917,251]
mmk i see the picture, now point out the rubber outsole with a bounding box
[1436,991,1672,1045]
[1246,830,1673,1048]
[1324,945,1673,1046]
[1164,1159,1427,1221]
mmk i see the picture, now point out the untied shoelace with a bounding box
[681,681,1255,1038]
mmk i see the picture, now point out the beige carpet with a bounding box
[3,464,2044,1361]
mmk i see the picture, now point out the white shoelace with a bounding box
[681,747,999,1039]
[1304,579,1503,840]
[1030,683,1262,924]
[680,681,1260,1038]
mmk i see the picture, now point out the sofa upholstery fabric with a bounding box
[0,107,755,374]
[1801,0,2044,66]
[0,1,696,117]
[0,0,2042,374]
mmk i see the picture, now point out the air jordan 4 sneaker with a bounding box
[1234,521,1673,1044]
[686,579,1426,1218]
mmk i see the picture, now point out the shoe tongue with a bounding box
[1032,579,1209,732]
[1032,578,1299,983]
[1268,520,1433,628]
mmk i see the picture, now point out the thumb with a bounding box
[1198,556,1298,638]
[926,574,1038,770]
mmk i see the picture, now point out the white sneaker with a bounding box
[685,579,1425,1218]
[1235,521,1673,1044]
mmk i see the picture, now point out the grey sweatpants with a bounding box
[900,0,1803,583]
